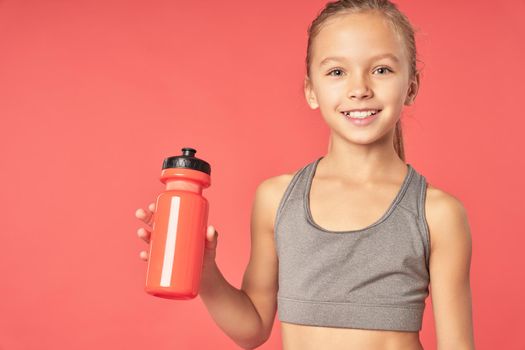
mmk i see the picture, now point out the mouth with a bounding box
[341,109,382,126]
[340,109,382,119]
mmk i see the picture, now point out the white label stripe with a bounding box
[160,196,181,287]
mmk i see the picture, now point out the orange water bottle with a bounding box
[145,147,211,299]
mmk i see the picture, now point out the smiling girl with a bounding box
[136,1,475,349]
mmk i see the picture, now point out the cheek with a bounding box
[377,79,407,103]
[315,86,340,106]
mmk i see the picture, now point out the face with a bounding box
[304,11,419,144]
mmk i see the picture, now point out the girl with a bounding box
[135,0,475,349]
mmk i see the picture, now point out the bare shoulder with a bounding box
[255,169,300,231]
[424,182,472,254]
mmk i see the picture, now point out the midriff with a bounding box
[281,322,424,350]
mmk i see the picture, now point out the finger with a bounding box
[148,202,155,212]
[139,250,148,261]
[135,207,154,227]
[205,225,218,250]
[145,202,156,226]
[206,225,217,240]
[137,227,151,243]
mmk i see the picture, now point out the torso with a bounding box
[273,162,437,350]
[281,322,424,350]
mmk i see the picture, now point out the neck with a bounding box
[321,129,406,182]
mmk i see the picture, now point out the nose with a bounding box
[347,73,372,100]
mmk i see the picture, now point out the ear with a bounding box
[405,71,420,106]
[304,75,319,109]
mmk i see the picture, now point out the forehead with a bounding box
[312,11,407,64]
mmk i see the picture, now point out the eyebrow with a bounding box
[319,53,400,66]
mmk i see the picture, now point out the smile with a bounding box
[341,109,381,126]
[341,110,380,119]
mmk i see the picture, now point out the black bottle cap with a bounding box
[162,147,211,175]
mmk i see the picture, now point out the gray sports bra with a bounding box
[274,156,430,332]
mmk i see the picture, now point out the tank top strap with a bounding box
[397,164,431,269]
[396,165,428,218]
[396,164,422,215]
[274,161,312,232]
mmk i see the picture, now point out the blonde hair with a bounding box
[305,0,422,161]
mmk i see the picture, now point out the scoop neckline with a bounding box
[304,156,414,234]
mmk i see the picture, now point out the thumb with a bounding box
[205,225,218,251]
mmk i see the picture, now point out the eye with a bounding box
[327,68,344,77]
[374,66,393,75]
[327,66,393,77]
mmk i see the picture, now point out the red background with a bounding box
[1,0,524,349]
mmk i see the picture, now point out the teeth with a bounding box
[343,110,379,118]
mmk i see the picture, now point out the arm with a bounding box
[426,188,476,350]
[199,177,280,349]
[199,261,263,349]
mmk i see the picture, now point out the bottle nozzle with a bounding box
[182,147,197,157]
